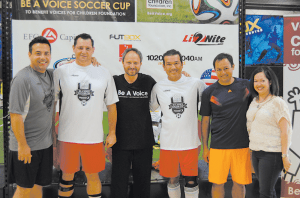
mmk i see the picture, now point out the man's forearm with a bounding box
[52,101,58,145]
[107,103,117,135]
[10,113,27,146]
[201,116,210,149]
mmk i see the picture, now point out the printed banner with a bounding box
[282,15,300,197]
[13,0,135,22]
[245,15,283,66]
[137,0,239,24]
[11,20,239,83]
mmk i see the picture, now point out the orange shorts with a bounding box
[160,148,198,178]
[59,141,105,174]
[208,148,252,185]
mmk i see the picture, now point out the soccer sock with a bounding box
[184,186,199,198]
[167,183,181,198]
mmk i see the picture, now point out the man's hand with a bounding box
[91,57,101,67]
[182,71,191,77]
[53,141,60,170]
[18,144,32,164]
[203,147,210,163]
[52,127,58,148]
[105,133,116,148]
[105,147,113,163]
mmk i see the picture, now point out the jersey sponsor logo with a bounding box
[243,87,250,100]
[118,90,149,98]
[169,94,187,118]
[43,90,54,112]
[74,82,94,106]
[163,89,170,92]
[210,95,221,106]
[42,28,58,43]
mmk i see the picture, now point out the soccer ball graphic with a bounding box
[190,0,239,24]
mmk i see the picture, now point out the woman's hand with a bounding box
[283,156,291,172]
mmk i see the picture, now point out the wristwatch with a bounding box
[282,154,288,158]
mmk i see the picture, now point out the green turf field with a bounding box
[137,0,198,23]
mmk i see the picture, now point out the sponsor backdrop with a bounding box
[13,0,135,21]
[282,15,300,197]
[245,15,283,66]
[137,0,239,24]
[12,21,239,81]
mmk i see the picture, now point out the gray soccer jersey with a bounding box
[9,66,54,151]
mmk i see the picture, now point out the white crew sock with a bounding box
[167,183,181,198]
[184,186,199,198]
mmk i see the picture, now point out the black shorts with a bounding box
[8,145,53,188]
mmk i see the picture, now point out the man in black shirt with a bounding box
[110,48,156,198]
[200,53,252,198]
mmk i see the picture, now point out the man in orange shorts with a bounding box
[53,33,118,198]
[150,49,206,198]
[200,53,252,198]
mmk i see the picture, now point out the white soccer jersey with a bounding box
[54,62,119,144]
[150,75,206,150]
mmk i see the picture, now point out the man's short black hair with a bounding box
[122,48,143,63]
[162,49,183,65]
[29,36,51,53]
[249,66,279,97]
[213,53,234,69]
[74,33,94,47]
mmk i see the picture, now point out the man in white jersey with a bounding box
[150,49,206,198]
[53,33,118,198]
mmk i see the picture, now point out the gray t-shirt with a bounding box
[9,66,54,151]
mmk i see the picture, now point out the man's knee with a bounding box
[212,183,225,189]
[85,173,100,182]
[169,176,179,185]
[59,171,75,194]
[232,181,244,188]
[184,176,198,188]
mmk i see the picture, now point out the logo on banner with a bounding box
[42,28,58,43]
[53,55,76,69]
[110,34,141,41]
[146,0,173,9]
[245,18,263,35]
[284,21,300,71]
[280,87,300,193]
[284,63,300,71]
[183,32,226,45]
[169,94,187,118]
[200,69,218,86]
[119,44,132,62]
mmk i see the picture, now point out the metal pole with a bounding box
[2,0,12,197]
